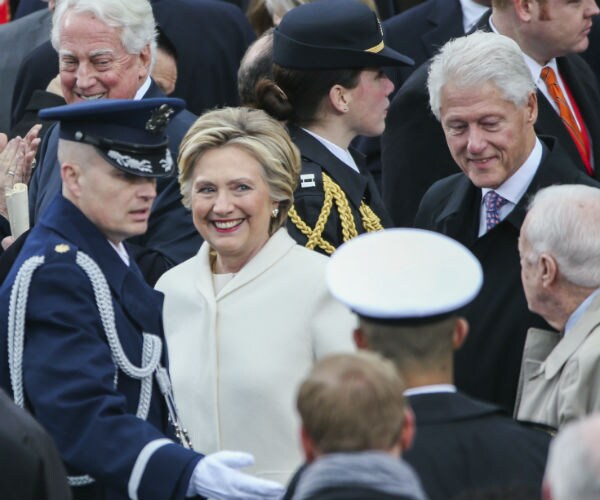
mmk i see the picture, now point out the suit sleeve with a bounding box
[22,256,200,499]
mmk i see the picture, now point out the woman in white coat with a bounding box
[155,107,356,485]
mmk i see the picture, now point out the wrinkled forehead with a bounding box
[59,10,125,51]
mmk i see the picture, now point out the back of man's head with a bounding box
[543,414,600,500]
[523,184,600,288]
[359,316,457,375]
[297,352,407,458]
[238,28,274,107]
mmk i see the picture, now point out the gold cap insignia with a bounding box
[55,244,70,253]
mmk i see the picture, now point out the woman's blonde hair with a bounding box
[178,106,301,234]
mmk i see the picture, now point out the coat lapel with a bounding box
[215,229,296,300]
[544,292,600,378]
[421,0,465,57]
[40,195,163,335]
[434,177,481,247]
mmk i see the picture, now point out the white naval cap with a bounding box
[326,228,483,321]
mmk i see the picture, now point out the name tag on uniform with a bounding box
[300,173,316,188]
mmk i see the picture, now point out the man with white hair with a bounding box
[24,0,200,283]
[542,414,600,500]
[414,31,600,413]
[516,184,600,429]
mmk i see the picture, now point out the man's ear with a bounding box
[452,317,469,351]
[138,44,152,81]
[400,406,416,452]
[539,253,558,288]
[61,162,83,199]
[514,0,535,22]
[353,328,369,350]
[300,425,318,464]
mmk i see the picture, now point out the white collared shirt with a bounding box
[460,0,490,33]
[404,384,457,397]
[134,76,152,101]
[479,137,542,236]
[302,128,360,173]
[109,240,130,266]
[564,288,600,337]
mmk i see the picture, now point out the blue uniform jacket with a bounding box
[0,194,201,499]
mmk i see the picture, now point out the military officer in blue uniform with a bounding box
[0,98,284,500]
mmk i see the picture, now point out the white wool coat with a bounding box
[155,229,356,484]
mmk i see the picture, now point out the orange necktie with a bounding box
[540,66,591,173]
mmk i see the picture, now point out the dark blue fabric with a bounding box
[0,194,201,499]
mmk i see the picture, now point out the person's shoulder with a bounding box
[384,0,437,30]
[422,172,465,202]
[155,248,203,292]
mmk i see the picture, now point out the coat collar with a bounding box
[289,125,370,208]
[422,0,465,56]
[407,391,506,423]
[433,137,581,243]
[39,194,163,332]
[194,228,297,301]
[540,292,600,379]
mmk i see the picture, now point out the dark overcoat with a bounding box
[414,137,600,411]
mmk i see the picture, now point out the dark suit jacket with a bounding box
[286,126,393,254]
[0,389,71,500]
[405,391,551,500]
[383,0,465,90]
[0,7,51,134]
[381,12,600,227]
[414,137,600,411]
[0,194,201,499]
[26,82,201,281]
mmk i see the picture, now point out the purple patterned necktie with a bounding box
[484,191,509,231]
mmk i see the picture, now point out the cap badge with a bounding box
[107,150,153,174]
[146,104,174,134]
[159,150,174,173]
[55,243,70,253]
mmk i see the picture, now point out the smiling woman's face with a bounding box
[190,145,277,273]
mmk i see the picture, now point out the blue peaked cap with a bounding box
[39,98,186,178]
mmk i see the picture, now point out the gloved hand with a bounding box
[188,450,284,500]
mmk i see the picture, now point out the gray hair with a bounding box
[524,184,600,288]
[51,0,156,63]
[427,31,535,121]
[544,414,600,500]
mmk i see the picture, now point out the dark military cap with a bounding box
[39,98,185,178]
[273,0,413,69]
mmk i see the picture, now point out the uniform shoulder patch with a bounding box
[54,243,71,254]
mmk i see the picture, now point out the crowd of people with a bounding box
[1,0,600,498]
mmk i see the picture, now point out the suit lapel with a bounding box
[557,56,600,180]
[41,196,162,335]
[408,392,505,424]
[421,0,465,58]
[434,176,481,247]
[544,292,600,378]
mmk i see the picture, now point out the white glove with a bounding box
[188,450,284,500]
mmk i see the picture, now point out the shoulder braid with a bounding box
[289,172,383,254]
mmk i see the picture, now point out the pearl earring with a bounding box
[272,208,279,218]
